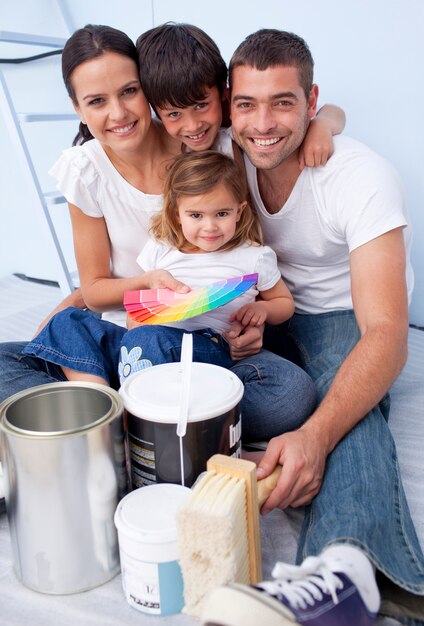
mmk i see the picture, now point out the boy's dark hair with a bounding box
[136,22,227,111]
[62,24,139,145]
[229,29,314,99]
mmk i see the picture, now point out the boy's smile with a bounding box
[157,86,223,151]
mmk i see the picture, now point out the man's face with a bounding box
[231,65,317,170]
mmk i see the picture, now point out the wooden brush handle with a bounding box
[257,465,282,507]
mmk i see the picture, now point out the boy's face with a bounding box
[156,86,223,151]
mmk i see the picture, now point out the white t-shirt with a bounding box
[211,127,234,157]
[245,135,414,314]
[137,240,281,333]
[50,139,163,325]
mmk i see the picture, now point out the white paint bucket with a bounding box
[120,361,243,488]
[114,483,191,615]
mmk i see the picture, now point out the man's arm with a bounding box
[259,227,409,512]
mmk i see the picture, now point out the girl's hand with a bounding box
[230,301,268,327]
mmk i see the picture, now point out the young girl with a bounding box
[119,150,294,381]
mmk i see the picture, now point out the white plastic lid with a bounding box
[119,362,243,423]
[114,484,191,543]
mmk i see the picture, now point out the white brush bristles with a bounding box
[176,471,249,618]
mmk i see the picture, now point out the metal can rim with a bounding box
[0,381,123,439]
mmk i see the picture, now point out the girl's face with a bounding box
[156,86,223,151]
[71,51,152,153]
[176,183,246,252]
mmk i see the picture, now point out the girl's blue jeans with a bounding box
[18,307,317,442]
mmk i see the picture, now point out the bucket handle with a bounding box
[177,333,193,486]
[176,333,193,439]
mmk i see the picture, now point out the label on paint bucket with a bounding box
[120,363,244,488]
[114,484,191,615]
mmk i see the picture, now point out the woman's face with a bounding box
[71,51,152,153]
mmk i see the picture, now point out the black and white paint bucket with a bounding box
[120,361,243,488]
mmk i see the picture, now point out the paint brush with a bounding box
[176,454,281,618]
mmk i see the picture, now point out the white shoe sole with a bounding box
[202,584,299,626]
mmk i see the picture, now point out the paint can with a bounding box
[120,361,243,488]
[0,382,128,594]
[114,483,190,615]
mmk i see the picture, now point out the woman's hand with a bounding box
[142,269,191,293]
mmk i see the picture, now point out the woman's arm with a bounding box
[69,203,188,312]
[299,103,346,169]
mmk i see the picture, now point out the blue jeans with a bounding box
[0,341,67,403]
[17,307,317,443]
[278,310,424,597]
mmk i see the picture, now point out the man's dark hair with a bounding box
[136,22,227,110]
[229,29,314,98]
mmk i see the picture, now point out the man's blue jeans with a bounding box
[5,307,317,443]
[277,310,424,596]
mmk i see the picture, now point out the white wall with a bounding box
[1,0,423,323]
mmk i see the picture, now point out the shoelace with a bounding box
[258,556,344,610]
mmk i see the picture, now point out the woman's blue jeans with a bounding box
[277,310,424,596]
[13,307,317,443]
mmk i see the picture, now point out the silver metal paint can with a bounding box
[0,382,128,594]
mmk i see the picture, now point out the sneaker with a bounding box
[202,556,378,626]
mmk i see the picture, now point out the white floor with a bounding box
[0,274,62,342]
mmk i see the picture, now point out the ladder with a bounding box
[0,2,78,295]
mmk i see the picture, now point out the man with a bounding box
[202,29,424,626]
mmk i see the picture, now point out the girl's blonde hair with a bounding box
[151,150,263,252]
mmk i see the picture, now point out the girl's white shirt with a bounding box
[137,240,281,334]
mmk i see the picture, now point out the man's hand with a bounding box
[257,427,328,513]
[222,321,264,360]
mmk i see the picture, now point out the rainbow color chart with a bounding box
[124,273,258,325]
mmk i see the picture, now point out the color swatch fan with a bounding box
[124,273,258,325]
